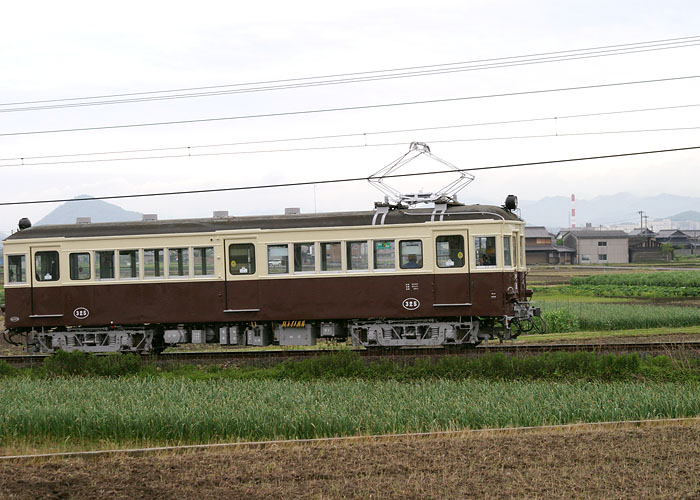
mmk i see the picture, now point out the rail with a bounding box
[3,340,700,367]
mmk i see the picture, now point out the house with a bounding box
[525,226,574,265]
[655,229,694,256]
[627,228,671,263]
[558,229,629,264]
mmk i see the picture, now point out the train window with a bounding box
[35,251,59,282]
[503,236,513,267]
[144,249,164,278]
[229,243,256,274]
[436,235,464,268]
[321,242,342,271]
[69,253,91,280]
[7,255,27,283]
[267,244,289,274]
[119,250,140,279]
[293,243,315,272]
[399,240,423,269]
[96,251,115,279]
[475,236,497,267]
[193,247,215,276]
[346,241,368,271]
[373,240,395,270]
[168,248,189,277]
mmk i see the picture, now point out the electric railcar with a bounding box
[1,198,538,353]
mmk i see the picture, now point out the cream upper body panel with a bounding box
[3,217,527,287]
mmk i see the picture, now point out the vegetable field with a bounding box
[540,302,700,333]
[2,377,700,446]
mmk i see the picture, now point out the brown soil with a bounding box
[2,422,700,499]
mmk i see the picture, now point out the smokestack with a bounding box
[570,194,576,229]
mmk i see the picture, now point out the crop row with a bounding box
[537,284,700,299]
[539,302,700,333]
[570,271,700,288]
[1,377,700,445]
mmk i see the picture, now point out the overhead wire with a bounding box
[2,74,700,138]
[2,125,700,169]
[2,101,700,166]
[2,35,700,112]
[1,144,698,207]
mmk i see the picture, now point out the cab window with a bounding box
[35,251,59,281]
[475,236,497,267]
[229,243,256,274]
[399,240,423,269]
[436,235,464,268]
[8,255,27,283]
[69,253,91,280]
[503,236,513,267]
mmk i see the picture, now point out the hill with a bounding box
[518,193,700,229]
[36,196,142,226]
[668,210,700,222]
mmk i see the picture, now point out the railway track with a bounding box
[3,340,700,367]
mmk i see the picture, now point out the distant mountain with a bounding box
[36,195,142,226]
[667,210,700,222]
[519,193,700,229]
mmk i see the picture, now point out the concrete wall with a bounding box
[568,237,629,264]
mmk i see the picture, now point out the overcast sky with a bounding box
[2,0,700,233]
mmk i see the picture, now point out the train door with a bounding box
[29,246,65,319]
[432,230,471,307]
[223,239,260,314]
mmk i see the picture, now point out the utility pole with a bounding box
[638,210,645,230]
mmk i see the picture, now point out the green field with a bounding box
[1,374,699,449]
[538,302,700,333]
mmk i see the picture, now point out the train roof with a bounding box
[4,204,521,241]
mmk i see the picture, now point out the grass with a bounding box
[6,349,700,383]
[518,325,700,343]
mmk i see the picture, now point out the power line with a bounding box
[2,144,698,207]
[2,101,700,165]
[2,74,699,138]
[2,36,700,112]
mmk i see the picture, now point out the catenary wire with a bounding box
[2,74,699,138]
[1,145,698,207]
[2,101,700,164]
[2,35,700,112]
[2,125,700,168]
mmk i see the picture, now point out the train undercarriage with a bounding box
[6,302,543,354]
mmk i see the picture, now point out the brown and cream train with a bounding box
[1,199,538,353]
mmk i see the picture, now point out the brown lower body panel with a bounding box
[5,272,525,329]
